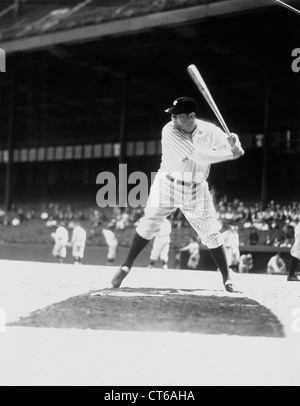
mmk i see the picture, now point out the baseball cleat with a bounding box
[111,266,130,289]
[224,280,234,293]
[287,275,300,282]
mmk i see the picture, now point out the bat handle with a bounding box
[219,121,234,143]
[217,116,231,137]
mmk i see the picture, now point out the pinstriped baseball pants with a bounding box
[136,174,224,249]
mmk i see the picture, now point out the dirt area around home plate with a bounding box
[0,260,299,386]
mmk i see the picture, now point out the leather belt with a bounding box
[166,175,198,188]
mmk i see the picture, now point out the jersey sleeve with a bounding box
[207,123,231,151]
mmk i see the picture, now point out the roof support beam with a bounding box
[1,0,277,54]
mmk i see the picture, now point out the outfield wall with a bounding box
[182,245,292,274]
[0,242,293,275]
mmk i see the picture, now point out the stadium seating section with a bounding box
[0,197,298,252]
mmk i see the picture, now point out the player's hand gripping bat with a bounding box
[187,64,244,155]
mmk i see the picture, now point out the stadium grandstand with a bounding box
[0,0,299,208]
[2,3,300,388]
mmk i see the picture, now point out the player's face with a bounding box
[171,113,195,131]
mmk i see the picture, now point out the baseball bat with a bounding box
[275,0,300,16]
[187,64,232,137]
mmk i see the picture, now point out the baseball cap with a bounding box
[165,97,198,115]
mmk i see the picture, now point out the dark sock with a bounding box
[122,232,150,270]
[289,257,299,277]
[209,245,230,284]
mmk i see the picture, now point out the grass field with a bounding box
[0,242,171,267]
[0,259,300,386]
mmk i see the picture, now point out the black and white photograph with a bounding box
[0,0,300,388]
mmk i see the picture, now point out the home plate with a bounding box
[90,289,179,297]
[90,288,243,298]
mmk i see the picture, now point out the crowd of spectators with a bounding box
[0,196,299,249]
[215,196,299,249]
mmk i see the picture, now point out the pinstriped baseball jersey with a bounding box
[159,119,232,182]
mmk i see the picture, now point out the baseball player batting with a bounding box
[112,96,244,292]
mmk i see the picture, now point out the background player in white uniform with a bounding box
[288,221,300,281]
[51,224,69,263]
[222,225,240,273]
[180,237,200,270]
[71,223,87,265]
[238,253,253,274]
[267,252,287,275]
[112,97,244,292]
[102,227,118,265]
[148,218,172,270]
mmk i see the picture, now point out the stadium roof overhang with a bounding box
[0,0,283,54]
[0,0,299,145]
